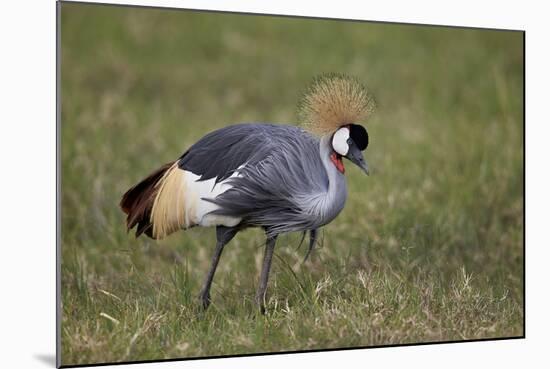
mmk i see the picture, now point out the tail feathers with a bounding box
[120,161,175,239]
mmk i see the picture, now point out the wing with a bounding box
[178,123,286,183]
[204,125,330,235]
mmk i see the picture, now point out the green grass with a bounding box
[60,3,524,366]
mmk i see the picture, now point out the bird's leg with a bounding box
[255,234,277,314]
[302,229,318,263]
[296,231,307,250]
[198,226,237,311]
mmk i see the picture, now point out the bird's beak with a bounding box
[358,159,370,176]
[345,144,370,176]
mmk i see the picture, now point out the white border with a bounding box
[2,1,548,368]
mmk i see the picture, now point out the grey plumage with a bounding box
[193,124,347,236]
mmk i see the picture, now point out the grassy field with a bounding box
[59,3,524,366]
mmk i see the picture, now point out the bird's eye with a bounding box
[347,138,353,145]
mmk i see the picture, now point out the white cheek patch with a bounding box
[332,127,350,156]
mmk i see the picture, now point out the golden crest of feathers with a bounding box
[298,73,376,135]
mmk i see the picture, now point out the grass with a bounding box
[59,3,524,366]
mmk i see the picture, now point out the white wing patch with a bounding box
[186,170,243,228]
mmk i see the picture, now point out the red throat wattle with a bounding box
[330,152,345,174]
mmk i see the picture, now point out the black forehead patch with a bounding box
[349,124,369,150]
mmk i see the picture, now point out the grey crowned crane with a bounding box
[120,74,375,312]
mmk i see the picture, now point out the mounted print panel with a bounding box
[58,1,524,367]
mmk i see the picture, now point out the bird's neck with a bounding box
[320,136,345,182]
[316,136,347,223]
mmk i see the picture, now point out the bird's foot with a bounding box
[198,292,211,311]
[255,294,267,315]
[258,304,266,315]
